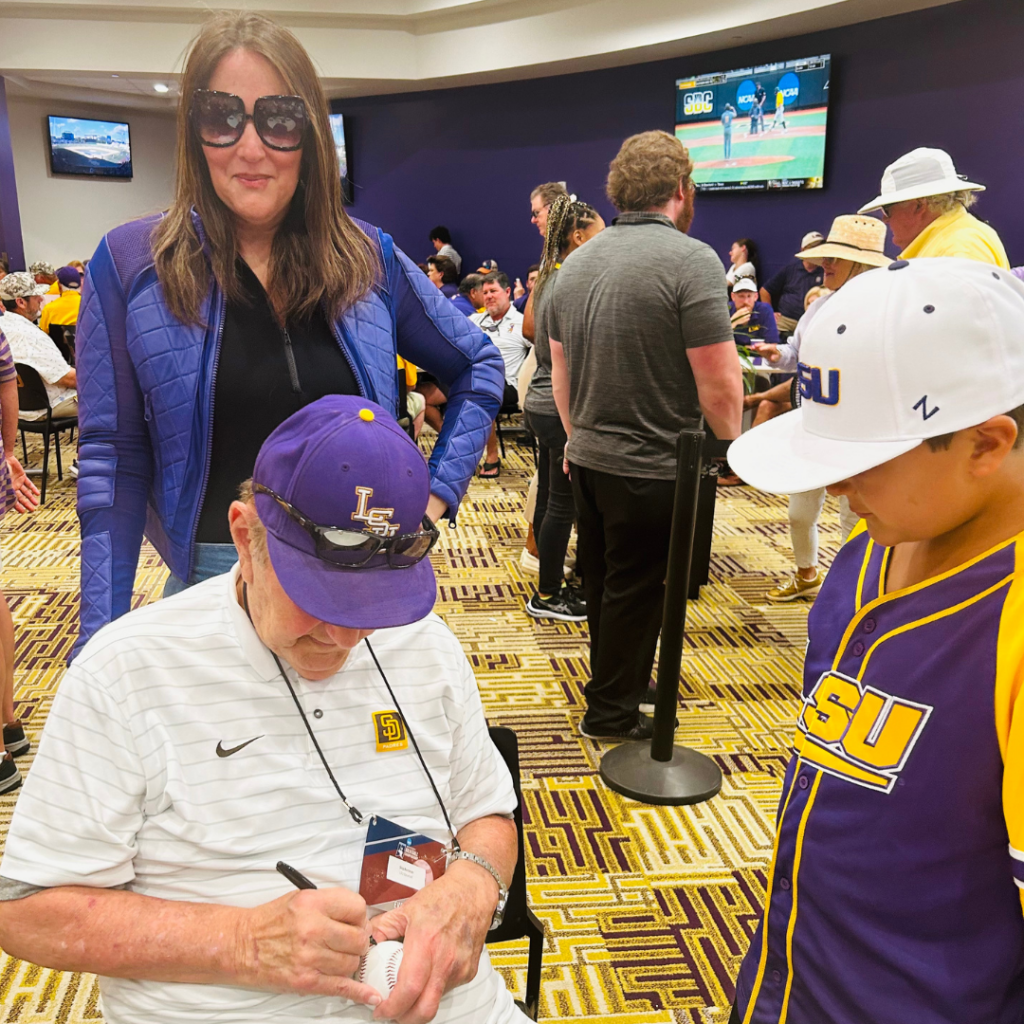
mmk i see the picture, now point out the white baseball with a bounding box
[357,940,404,998]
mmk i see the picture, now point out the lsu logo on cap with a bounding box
[352,486,399,538]
[798,362,840,407]
[795,670,932,793]
[373,710,408,753]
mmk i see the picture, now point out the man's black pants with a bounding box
[569,462,676,730]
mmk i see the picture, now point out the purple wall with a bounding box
[0,79,25,271]
[334,0,1023,284]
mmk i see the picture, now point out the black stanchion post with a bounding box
[598,429,723,805]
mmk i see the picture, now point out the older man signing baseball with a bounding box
[0,395,527,1024]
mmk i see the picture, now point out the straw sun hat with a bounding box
[795,215,892,268]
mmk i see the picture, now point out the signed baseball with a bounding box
[358,940,404,998]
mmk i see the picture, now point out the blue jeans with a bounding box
[162,542,239,598]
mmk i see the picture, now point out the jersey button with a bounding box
[313,708,324,719]
[779,877,791,891]
[798,774,809,790]
[862,618,877,634]
[772,969,783,984]
[852,640,865,656]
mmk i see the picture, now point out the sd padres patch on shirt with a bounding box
[373,710,408,752]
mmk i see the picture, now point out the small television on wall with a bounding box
[675,54,831,193]
[328,112,351,203]
[48,115,133,179]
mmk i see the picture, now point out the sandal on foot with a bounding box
[479,460,501,478]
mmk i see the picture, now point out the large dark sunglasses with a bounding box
[192,90,308,151]
[253,483,439,569]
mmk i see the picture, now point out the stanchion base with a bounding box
[600,742,722,805]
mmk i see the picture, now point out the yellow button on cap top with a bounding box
[359,408,375,422]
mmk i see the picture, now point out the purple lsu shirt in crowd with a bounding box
[735,523,1024,1024]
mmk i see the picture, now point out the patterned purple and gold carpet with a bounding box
[0,434,846,1022]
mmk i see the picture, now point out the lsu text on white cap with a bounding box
[727,258,1024,494]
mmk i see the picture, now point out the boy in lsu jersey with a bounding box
[726,257,1024,1024]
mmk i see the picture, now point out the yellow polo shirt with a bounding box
[39,290,81,332]
[900,204,1010,267]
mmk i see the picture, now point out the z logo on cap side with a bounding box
[216,736,264,757]
[913,395,940,420]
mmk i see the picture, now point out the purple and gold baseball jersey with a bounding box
[735,522,1024,1023]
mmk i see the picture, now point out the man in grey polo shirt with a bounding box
[549,130,742,740]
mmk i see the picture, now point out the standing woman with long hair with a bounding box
[73,12,503,654]
[523,195,604,621]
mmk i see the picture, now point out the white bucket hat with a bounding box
[858,147,984,214]
[727,258,1024,494]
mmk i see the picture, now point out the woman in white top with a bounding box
[747,215,891,602]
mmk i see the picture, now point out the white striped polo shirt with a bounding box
[2,566,520,1024]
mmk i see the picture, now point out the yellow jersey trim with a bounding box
[854,538,874,613]
[831,528,1024,673]
[858,572,1017,680]
[778,771,823,1023]
[742,771,800,1024]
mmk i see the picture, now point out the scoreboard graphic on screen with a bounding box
[675,54,831,193]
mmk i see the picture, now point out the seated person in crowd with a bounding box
[729,277,779,347]
[39,266,82,333]
[759,231,824,334]
[29,261,59,297]
[513,264,540,313]
[397,355,426,438]
[472,272,529,478]
[859,147,1009,266]
[429,225,462,274]
[451,273,485,317]
[0,273,77,419]
[0,396,526,1024]
[426,255,459,298]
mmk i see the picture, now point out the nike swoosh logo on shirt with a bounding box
[216,736,263,758]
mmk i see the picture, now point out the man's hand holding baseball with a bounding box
[369,860,496,1023]
[239,888,382,1006]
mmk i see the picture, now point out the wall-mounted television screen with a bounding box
[329,113,351,202]
[48,116,132,178]
[675,54,830,193]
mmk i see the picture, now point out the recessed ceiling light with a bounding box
[153,83,170,94]
[111,74,120,78]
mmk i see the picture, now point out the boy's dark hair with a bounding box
[429,225,452,244]
[459,273,483,297]
[426,254,458,284]
[527,264,540,275]
[925,404,1024,451]
[482,270,511,291]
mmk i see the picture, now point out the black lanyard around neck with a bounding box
[242,582,459,848]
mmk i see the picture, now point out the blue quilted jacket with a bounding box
[74,212,504,655]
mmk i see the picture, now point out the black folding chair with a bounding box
[486,726,545,1020]
[494,392,537,463]
[16,363,77,504]
[47,323,75,367]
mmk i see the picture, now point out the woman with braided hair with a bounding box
[523,194,605,621]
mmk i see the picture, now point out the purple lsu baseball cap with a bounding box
[252,395,436,629]
[56,266,82,288]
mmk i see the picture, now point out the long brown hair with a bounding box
[534,194,600,299]
[152,11,378,325]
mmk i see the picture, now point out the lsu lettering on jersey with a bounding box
[735,523,1024,1024]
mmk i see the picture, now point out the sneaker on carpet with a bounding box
[766,569,824,603]
[526,588,587,622]
[639,682,659,715]
[0,753,22,794]
[70,459,79,479]
[2,721,29,758]
[579,712,657,741]
[519,548,540,574]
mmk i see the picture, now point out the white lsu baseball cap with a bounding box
[728,258,1024,494]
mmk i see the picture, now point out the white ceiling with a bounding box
[0,0,959,111]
